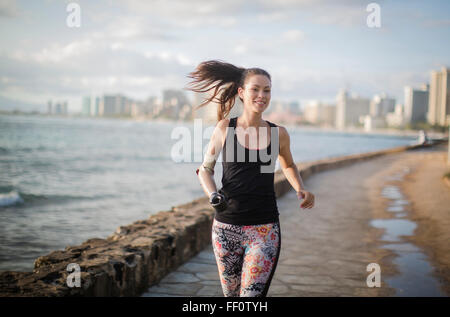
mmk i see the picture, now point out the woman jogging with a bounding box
[186,60,315,297]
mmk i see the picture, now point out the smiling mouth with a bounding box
[254,101,266,106]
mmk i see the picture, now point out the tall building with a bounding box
[82,96,91,116]
[304,100,336,126]
[131,96,158,118]
[370,93,396,117]
[61,101,68,114]
[92,97,100,116]
[427,67,450,126]
[404,85,429,124]
[192,90,243,123]
[288,101,301,115]
[161,89,190,119]
[335,90,370,129]
[47,100,68,115]
[99,94,131,116]
[192,91,216,122]
[82,96,101,116]
[386,103,405,128]
[100,95,116,116]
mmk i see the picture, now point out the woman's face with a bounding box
[238,74,271,113]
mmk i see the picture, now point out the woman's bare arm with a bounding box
[196,119,228,197]
[278,126,315,209]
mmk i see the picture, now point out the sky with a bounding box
[0,0,449,113]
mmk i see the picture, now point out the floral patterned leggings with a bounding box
[211,218,281,297]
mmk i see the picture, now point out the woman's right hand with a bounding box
[209,192,228,212]
[297,190,315,209]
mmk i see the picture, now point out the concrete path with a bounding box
[142,147,446,297]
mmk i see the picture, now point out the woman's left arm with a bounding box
[278,126,315,209]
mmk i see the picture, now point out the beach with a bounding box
[365,142,450,295]
[402,145,450,295]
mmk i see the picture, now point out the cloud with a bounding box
[281,29,305,43]
[100,15,179,41]
[255,0,362,26]
[0,0,444,113]
[232,28,306,58]
[30,39,94,63]
[256,11,289,23]
[422,19,450,27]
[113,0,242,28]
[112,0,377,29]
[0,37,194,106]
[0,0,19,18]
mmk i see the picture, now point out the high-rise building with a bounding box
[47,100,68,115]
[62,101,68,115]
[404,85,429,124]
[288,101,301,115]
[82,96,91,116]
[82,96,101,116]
[100,95,116,116]
[427,67,450,126]
[131,96,158,118]
[92,97,100,116]
[386,103,405,128]
[335,90,370,129]
[370,93,396,117]
[192,90,243,123]
[304,100,336,126]
[98,94,130,116]
[192,91,216,122]
[161,89,190,119]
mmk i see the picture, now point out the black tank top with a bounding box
[215,117,280,225]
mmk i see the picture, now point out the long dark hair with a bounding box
[185,60,271,121]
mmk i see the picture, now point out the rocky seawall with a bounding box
[0,140,445,296]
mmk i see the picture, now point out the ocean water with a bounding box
[0,114,418,271]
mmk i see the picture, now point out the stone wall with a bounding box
[0,141,442,296]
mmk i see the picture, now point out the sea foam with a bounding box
[0,191,24,207]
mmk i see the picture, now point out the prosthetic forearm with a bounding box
[197,165,217,197]
[196,151,227,212]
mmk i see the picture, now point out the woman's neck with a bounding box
[238,111,265,128]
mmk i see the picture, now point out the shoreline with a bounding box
[365,143,450,296]
[1,112,447,140]
[399,144,450,295]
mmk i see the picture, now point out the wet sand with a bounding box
[365,143,450,296]
[396,145,450,295]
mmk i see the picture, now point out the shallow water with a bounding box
[383,243,444,296]
[370,168,445,296]
[371,219,417,242]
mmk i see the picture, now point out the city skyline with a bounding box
[1,1,450,113]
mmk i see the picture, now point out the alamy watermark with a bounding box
[366,3,381,28]
[66,2,81,28]
[66,263,81,287]
[366,263,381,287]
[170,119,279,173]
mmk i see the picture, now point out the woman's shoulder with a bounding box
[264,120,289,147]
[211,118,231,146]
[270,122,287,136]
[276,124,289,147]
[216,118,231,132]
